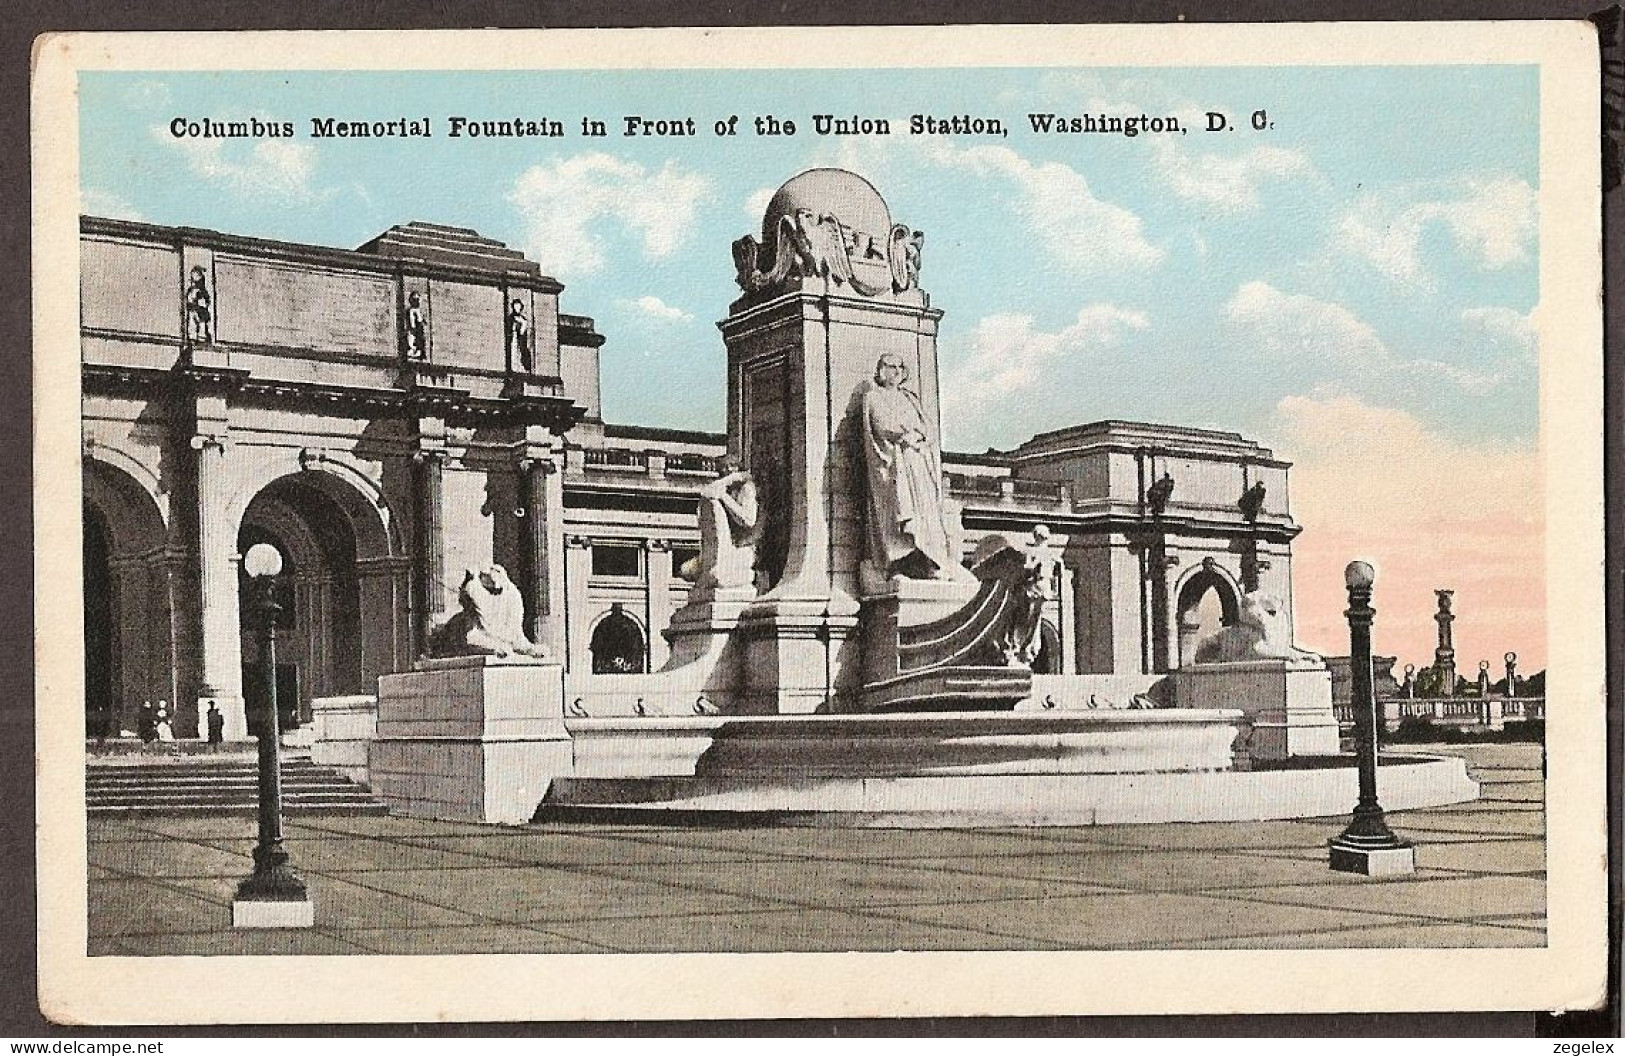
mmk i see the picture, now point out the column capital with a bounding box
[190,432,229,454]
[565,534,593,550]
[643,538,671,553]
[413,447,449,466]
[517,454,560,475]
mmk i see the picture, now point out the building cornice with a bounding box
[82,362,586,431]
[81,215,565,294]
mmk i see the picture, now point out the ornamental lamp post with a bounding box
[1329,560,1417,876]
[231,542,314,928]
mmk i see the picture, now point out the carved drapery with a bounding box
[732,212,923,298]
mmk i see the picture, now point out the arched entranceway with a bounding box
[83,458,176,738]
[1176,565,1241,668]
[238,471,405,729]
[589,605,647,674]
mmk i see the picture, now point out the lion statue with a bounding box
[1193,591,1321,665]
[426,565,547,660]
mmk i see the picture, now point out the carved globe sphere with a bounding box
[761,168,892,245]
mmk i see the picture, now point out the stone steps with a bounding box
[87,758,388,816]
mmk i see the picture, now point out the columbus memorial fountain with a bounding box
[362,169,1479,827]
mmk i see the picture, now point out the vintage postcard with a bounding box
[32,24,1607,1023]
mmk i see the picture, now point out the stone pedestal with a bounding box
[1329,841,1417,877]
[1172,659,1340,760]
[309,694,379,784]
[737,600,861,715]
[370,657,569,824]
[232,898,315,929]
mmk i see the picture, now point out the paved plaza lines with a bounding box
[86,743,1546,956]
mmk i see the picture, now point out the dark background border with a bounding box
[6,0,1618,1038]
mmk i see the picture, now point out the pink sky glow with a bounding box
[1275,395,1546,673]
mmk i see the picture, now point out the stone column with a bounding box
[1147,543,1179,673]
[294,574,318,696]
[563,534,593,672]
[644,538,673,670]
[1056,556,1076,674]
[357,557,408,688]
[108,556,143,736]
[193,432,247,740]
[414,446,450,646]
[158,549,191,734]
[519,452,566,657]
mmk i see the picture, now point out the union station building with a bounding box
[80,210,1303,741]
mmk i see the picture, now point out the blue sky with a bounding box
[79,64,1547,665]
[81,66,1538,453]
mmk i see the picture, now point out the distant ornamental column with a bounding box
[1505,652,1519,698]
[1329,561,1416,876]
[1432,589,1457,696]
[192,431,247,740]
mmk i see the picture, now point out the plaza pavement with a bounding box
[86,742,1545,955]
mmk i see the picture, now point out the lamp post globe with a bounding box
[244,541,283,579]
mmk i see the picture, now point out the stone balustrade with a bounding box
[1334,695,1546,730]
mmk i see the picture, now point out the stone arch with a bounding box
[588,604,648,674]
[225,446,397,560]
[83,457,176,737]
[238,466,408,726]
[84,455,168,558]
[83,442,167,530]
[1175,561,1242,668]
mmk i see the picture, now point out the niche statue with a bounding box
[427,565,547,660]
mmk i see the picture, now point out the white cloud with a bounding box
[1153,140,1316,212]
[919,141,1163,273]
[942,305,1150,426]
[743,186,775,223]
[623,295,692,323]
[1337,177,1536,288]
[1224,281,1505,394]
[1462,305,1536,359]
[122,80,172,109]
[508,154,710,279]
[81,188,143,221]
[157,128,323,201]
[1225,281,1386,364]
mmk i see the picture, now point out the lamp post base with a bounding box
[232,897,315,929]
[1328,838,1416,877]
[232,851,312,928]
